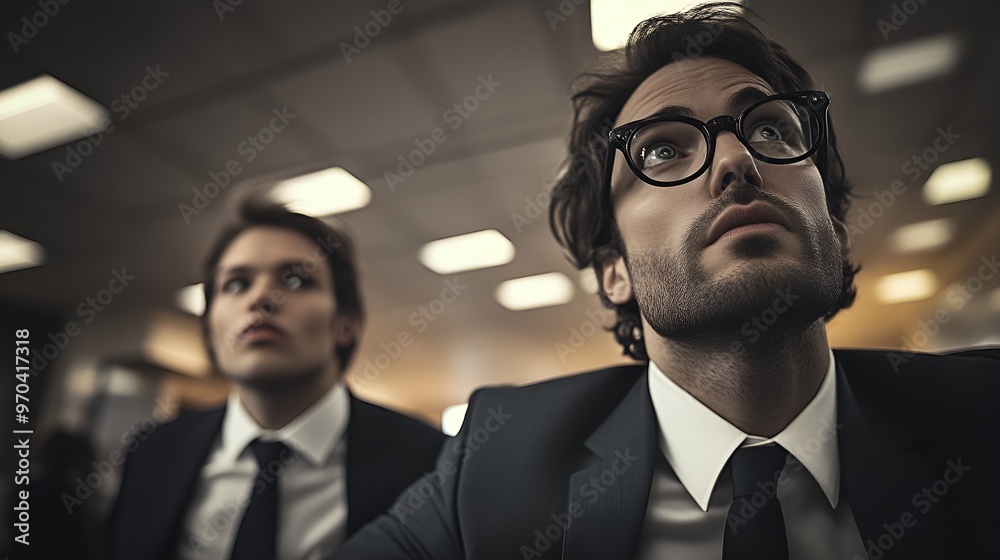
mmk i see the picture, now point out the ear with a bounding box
[599,254,634,305]
[831,214,851,255]
[332,314,360,347]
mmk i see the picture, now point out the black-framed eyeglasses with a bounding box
[604,90,830,189]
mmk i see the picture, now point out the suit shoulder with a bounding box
[835,347,1000,431]
[835,347,1000,390]
[470,362,646,403]
[119,406,224,470]
[350,397,445,447]
[463,363,646,434]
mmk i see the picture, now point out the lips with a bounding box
[706,201,791,246]
[239,321,287,343]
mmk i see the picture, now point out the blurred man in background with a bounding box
[110,201,445,560]
[334,4,998,559]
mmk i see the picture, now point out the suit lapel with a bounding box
[836,361,948,559]
[138,407,225,559]
[555,354,954,559]
[562,372,657,560]
[345,393,389,536]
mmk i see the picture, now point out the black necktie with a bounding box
[230,440,292,560]
[722,444,790,560]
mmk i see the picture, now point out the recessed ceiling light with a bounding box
[496,272,575,311]
[890,218,954,254]
[176,283,205,316]
[590,1,742,51]
[922,157,991,205]
[419,230,515,274]
[875,269,938,304]
[0,230,45,274]
[441,403,468,436]
[858,34,960,94]
[271,167,372,216]
[0,75,109,159]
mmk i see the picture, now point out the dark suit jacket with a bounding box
[109,393,446,560]
[333,349,999,559]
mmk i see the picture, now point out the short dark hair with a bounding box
[201,200,365,370]
[548,3,859,360]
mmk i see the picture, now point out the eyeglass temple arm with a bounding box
[818,112,831,203]
[601,140,617,217]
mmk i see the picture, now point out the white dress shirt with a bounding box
[177,382,350,560]
[634,350,868,559]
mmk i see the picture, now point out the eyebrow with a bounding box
[643,105,694,121]
[725,85,773,111]
[216,260,311,277]
[641,85,775,121]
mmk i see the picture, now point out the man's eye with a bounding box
[748,122,784,142]
[640,144,679,167]
[222,278,248,294]
[284,273,313,291]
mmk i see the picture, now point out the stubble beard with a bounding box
[625,188,844,344]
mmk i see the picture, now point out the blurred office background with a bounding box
[1,0,998,537]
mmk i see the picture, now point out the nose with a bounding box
[708,131,762,199]
[246,276,283,317]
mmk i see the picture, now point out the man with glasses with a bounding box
[334,4,998,559]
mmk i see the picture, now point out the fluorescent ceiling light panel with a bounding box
[441,403,469,436]
[419,230,515,274]
[890,218,954,254]
[922,157,991,205]
[176,283,206,316]
[591,1,741,51]
[858,34,960,93]
[875,269,938,304]
[0,230,45,274]
[496,272,575,311]
[271,167,372,216]
[0,75,109,159]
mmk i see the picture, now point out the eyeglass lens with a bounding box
[628,98,819,184]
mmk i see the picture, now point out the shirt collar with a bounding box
[647,349,840,511]
[220,381,351,467]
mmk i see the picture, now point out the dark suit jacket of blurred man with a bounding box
[332,348,999,560]
[110,392,446,560]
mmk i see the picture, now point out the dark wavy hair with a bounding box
[549,3,859,360]
[201,200,365,370]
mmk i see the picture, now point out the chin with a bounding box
[221,359,321,389]
[724,230,798,259]
[709,255,803,292]
[636,221,842,339]
[646,259,836,340]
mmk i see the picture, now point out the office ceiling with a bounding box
[1,0,997,420]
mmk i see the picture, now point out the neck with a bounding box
[645,320,831,438]
[236,364,340,430]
